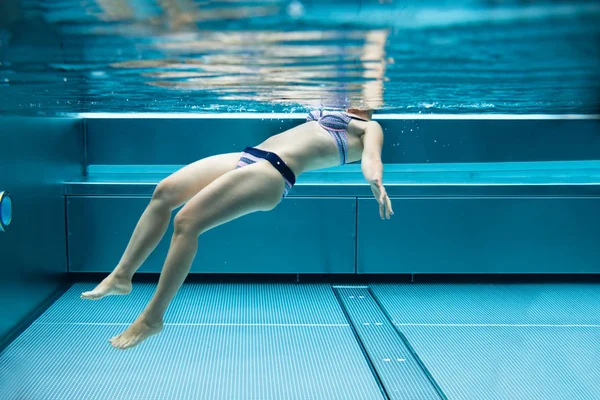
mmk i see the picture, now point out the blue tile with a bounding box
[0,323,383,400]
[401,325,600,400]
[37,283,349,324]
[371,283,600,325]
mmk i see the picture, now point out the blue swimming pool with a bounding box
[2,3,600,398]
[0,0,599,115]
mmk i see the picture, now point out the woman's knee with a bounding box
[173,210,202,237]
[152,179,183,210]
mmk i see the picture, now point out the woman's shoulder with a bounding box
[364,120,382,130]
[363,120,383,136]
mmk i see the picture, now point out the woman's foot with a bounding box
[110,317,164,349]
[81,272,132,300]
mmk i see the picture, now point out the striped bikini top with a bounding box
[307,110,368,165]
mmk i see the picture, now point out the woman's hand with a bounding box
[369,180,394,219]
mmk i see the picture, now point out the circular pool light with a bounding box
[0,191,12,232]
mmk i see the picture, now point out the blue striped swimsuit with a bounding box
[235,110,365,200]
[307,110,363,165]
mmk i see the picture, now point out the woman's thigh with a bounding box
[155,152,242,208]
[174,160,286,236]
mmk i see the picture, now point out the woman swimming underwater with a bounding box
[81,108,393,349]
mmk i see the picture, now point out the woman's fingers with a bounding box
[371,182,393,219]
[387,202,392,219]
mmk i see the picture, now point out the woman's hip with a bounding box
[236,147,296,198]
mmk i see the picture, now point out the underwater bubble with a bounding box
[287,0,305,18]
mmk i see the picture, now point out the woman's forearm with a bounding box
[361,156,383,183]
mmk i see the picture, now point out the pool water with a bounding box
[0,0,599,115]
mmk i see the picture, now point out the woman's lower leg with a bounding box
[113,198,173,280]
[139,229,198,322]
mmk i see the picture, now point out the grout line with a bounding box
[332,287,391,400]
[395,323,600,328]
[368,287,448,400]
[332,285,370,289]
[34,322,350,327]
[34,321,600,328]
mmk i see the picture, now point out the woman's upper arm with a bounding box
[361,121,384,160]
